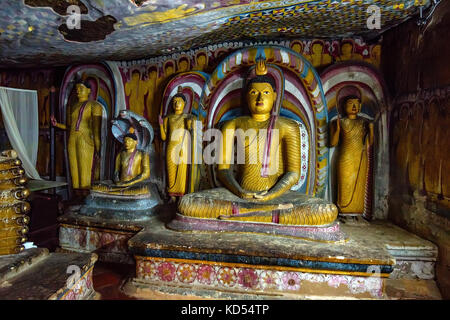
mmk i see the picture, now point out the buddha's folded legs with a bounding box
[91,181,150,196]
[178,188,338,226]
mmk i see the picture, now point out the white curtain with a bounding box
[0,86,41,180]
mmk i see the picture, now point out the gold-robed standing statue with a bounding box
[329,86,374,215]
[159,87,193,203]
[51,80,103,189]
[174,59,338,227]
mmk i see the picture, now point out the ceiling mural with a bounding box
[0,0,430,67]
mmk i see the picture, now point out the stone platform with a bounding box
[57,203,441,299]
[80,184,162,221]
[0,248,98,300]
[124,214,440,299]
[58,209,145,264]
[58,202,173,264]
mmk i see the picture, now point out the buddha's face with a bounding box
[131,72,140,82]
[165,65,174,76]
[179,60,188,71]
[372,45,381,58]
[124,137,137,151]
[344,98,361,116]
[172,96,185,114]
[76,83,90,101]
[312,43,323,54]
[292,43,302,53]
[246,82,276,116]
[342,43,352,55]
[197,55,206,68]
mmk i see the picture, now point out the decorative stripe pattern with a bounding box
[135,256,384,298]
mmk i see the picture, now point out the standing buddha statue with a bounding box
[159,87,193,203]
[51,80,103,189]
[329,86,374,215]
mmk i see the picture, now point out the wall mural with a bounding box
[391,86,450,215]
[0,1,426,66]
[115,38,381,128]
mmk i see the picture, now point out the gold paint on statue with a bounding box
[330,97,374,214]
[178,60,338,225]
[160,92,193,202]
[92,134,150,196]
[51,83,103,189]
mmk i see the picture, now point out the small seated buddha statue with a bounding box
[92,129,150,196]
[81,111,161,220]
[177,60,338,226]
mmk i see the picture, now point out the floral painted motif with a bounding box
[135,258,384,298]
[139,261,157,280]
[100,232,116,247]
[60,268,95,300]
[197,264,216,285]
[85,272,93,289]
[217,267,237,287]
[65,290,76,300]
[177,264,197,283]
[60,226,134,256]
[326,275,349,288]
[237,268,259,289]
[348,276,383,297]
[259,270,280,290]
[157,262,176,282]
[281,272,301,291]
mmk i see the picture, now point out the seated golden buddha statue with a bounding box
[177,60,338,227]
[92,130,150,196]
[81,111,161,220]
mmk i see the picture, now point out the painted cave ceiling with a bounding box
[0,0,431,67]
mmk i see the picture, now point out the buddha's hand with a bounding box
[158,115,164,125]
[239,189,259,200]
[116,179,132,187]
[253,190,268,200]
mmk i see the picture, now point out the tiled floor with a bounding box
[93,262,136,300]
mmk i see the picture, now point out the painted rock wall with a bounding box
[382,1,450,299]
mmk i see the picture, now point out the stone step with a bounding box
[0,248,99,300]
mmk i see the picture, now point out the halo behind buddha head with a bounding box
[336,85,362,116]
[111,110,154,154]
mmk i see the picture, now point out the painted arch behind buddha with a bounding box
[162,46,330,198]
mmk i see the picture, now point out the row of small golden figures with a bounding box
[0,150,31,256]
